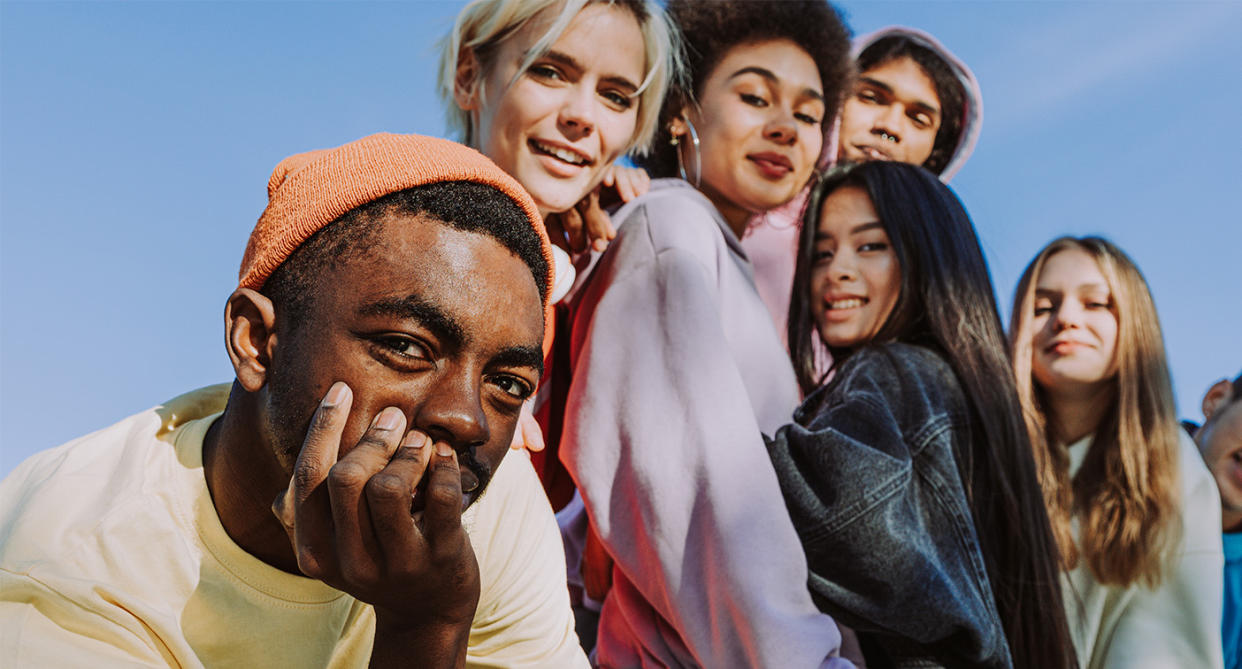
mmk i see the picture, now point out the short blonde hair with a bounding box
[437,0,678,157]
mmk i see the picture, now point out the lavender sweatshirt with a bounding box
[558,180,849,668]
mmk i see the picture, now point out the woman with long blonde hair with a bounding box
[1009,236,1224,668]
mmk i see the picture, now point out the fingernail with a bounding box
[323,382,349,407]
[375,408,402,431]
[435,442,453,458]
[402,430,429,449]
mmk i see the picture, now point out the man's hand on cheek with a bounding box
[272,382,480,669]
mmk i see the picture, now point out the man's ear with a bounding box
[453,47,483,111]
[1203,379,1234,421]
[225,288,278,393]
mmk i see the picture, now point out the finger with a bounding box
[581,191,615,253]
[561,206,587,253]
[273,381,352,579]
[327,407,407,585]
[368,430,433,563]
[601,165,616,188]
[544,212,570,253]
[421,442,466,549]
[615,170,636,202]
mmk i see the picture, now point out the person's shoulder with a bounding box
[0,386,225,568]
[462,449,552,541]
[1176,429,1222,538]
[612,179,723,255]
[837,342,956,393]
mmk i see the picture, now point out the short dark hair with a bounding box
[636,0,852,178]
[856,36,966,175]
[1232,372,1242,403]
[263,181,548,329]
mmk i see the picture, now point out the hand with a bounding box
[544,165,651,254]
[600,164,650,205]
[582,520,614,602]
[509,399,546,452]
[272,382,480,668]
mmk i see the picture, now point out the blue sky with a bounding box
[3,1,1240,475]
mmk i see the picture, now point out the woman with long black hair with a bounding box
[768,161,1077,669]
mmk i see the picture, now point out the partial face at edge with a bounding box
[463,4,646,216]
[686,38,825,224]
[837,56,941,168]
[264,213,545,510]
[1029,248,1119,398]
[809,185,901,349]
[1198,388,1242,522]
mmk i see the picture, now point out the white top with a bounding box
[1064,430,1224,669]
[0,385,587,668]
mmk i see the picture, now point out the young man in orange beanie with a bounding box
[0,133,588,668]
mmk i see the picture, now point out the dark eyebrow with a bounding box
[814,221,884,241]
[730,66,823,102]
[358,296,465,348]
[542,50,639,94]
[491,346,545,378]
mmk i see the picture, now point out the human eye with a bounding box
[527,63,564,83]
[794,112,822,125]
[1032,300,1053,316]
[740,92,769,108]
[812,246,834,264]
[368,334,434,371]
[911,112,933,129]
[857,88,881,104]
[601,88,634,111]
[488,374,534,400]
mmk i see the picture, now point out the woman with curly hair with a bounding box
[1009,237,1224,669]
[553,1,854,666]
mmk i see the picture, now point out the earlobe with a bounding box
[453,47,482,111]
[668,109,690,140]
[1203,379,1233,421]
[224,288,278,393]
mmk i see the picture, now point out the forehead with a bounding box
[1037,248,1109,290]
[495,3,645,75]
[861,56,938,104]
[706,38,823,95]
[320,212,544,345]
[818,185,879,233]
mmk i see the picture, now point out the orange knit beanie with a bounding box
[238,133,553,310]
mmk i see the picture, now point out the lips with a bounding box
[1045,338,1091,354]
[529,139,591,167]
[748,152,794,178]
[853,143,893,161]
[825,297,867,310]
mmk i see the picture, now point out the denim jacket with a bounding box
[766,342,1012,669]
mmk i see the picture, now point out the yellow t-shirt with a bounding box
[0,385,587,668]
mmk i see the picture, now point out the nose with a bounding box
[1052,301,1083,331]
[871,104,904,143]
[411,367,489,451]
[764,108,798,145]
[830,250,858,282]
[558,86,596,141]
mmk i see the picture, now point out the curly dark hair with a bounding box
[636,0,852,178]
[856,36,966,175]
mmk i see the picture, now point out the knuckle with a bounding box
[366,472,408,500]
[328,461,368,490]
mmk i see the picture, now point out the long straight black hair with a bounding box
[787,161,1078,669]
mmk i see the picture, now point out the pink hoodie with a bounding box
[741,26,984,340]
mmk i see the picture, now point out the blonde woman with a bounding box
[438,0,678,457]
[439,0,675,259]
[1009,236,1224,669]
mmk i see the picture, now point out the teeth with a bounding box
[532,140,587,166]
[828,298,864,310]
